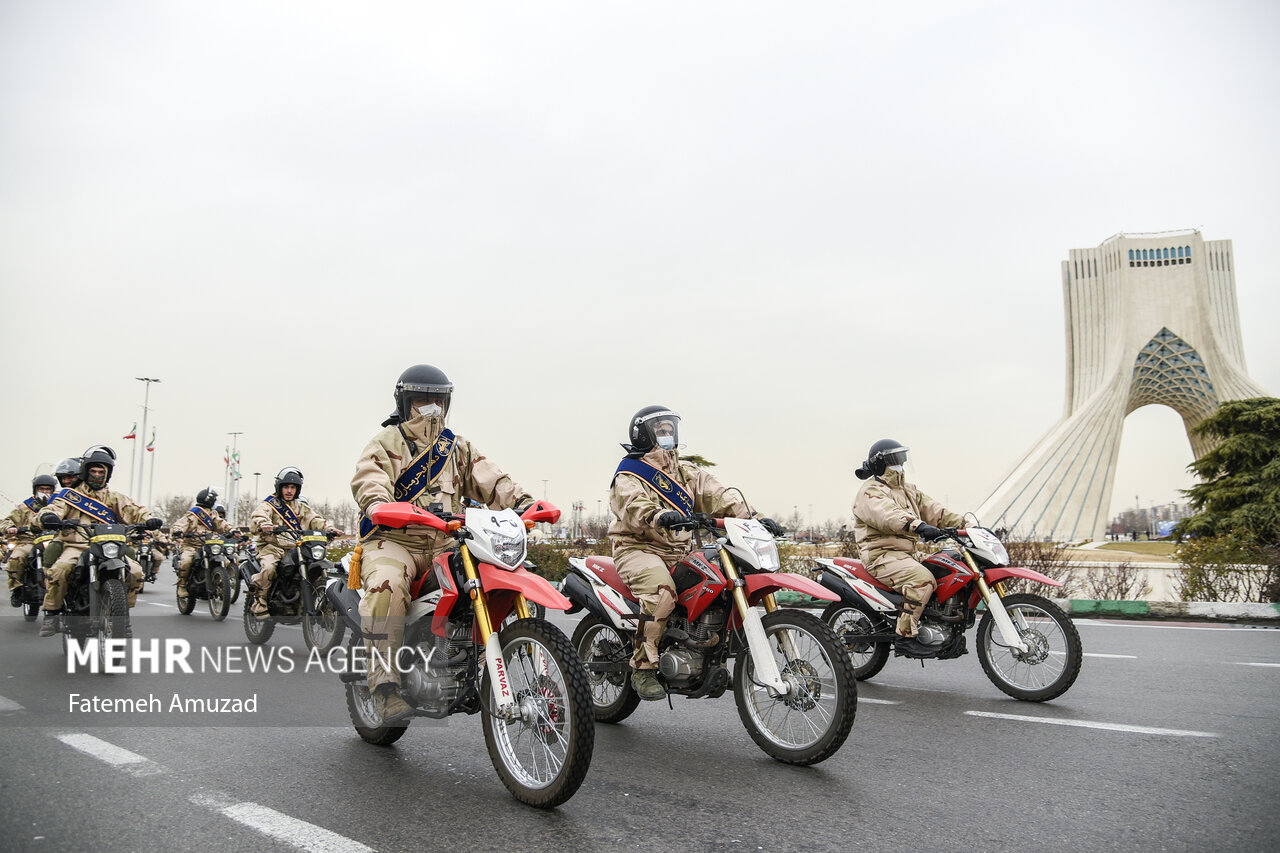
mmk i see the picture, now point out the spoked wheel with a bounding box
[303,583,346,654]
[734,609,857,765]
[977,593,1082,702]
[482,618,594,808]
[500,601,546,629]
[822,601,891,681]
[228,569,242,605]
[207,566,232,622]
[345,636,410,747]
[242,596,275,644]
[571,615,640,723]
[96,579,130,674]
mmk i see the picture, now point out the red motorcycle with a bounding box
[814,526,1082,701]
[562,513,857,765]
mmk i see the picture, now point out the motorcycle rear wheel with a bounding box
[482,618,595,808]
[977,593,1082,702]
[242,596,275,644]
[207,567,232,622]
[821,601,891,681]
[302,585,345,655]
[734,609,857,766]
[176,575,196,615]
[228,569,242,605]
[345,636,410,747]
[571,615,640,723]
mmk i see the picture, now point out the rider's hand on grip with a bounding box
[914,522,945,542]
[40,512,61,529]
[145,517,163,530]
[261,524,274,534]
[758,517,785,537]
[655,511,695,530]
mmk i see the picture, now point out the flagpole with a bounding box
[134,377,160,498]
[126,422,138,498]
[147,429,157,507]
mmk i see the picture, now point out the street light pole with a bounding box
[227,432,243,525]
[134,377,160,498]
[254,472,261,503]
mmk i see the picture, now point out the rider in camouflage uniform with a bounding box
[248,469,338,620]
[608,406,784,700]
[171,487,239,604]
[4,474,56,601]
[852,439,965,658]
[351,364,533,723]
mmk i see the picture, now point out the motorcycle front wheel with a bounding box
[822,601,891,681]
[207,566,232,622]
[96,579,129,673]
[734,609,857,766]
[977,593,1082,702]
[482,618,595,809]
[302,585,345,655]
[571,615,640,723]
[22,592,40,622]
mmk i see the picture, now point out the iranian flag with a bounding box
[123,422,137,440]
[146,429,156,453]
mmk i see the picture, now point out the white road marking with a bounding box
[144,601,175,608]
[0,694,24,712]
[191,792,374,853]
[53,732,166,776]
[858,697,900,705]
[965,710,1217,738]
[1084,652,1137,659]
[1234,661,1280,668]
[1074,620,1278,632]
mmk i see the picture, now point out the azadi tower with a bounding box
[978,230,1268,541]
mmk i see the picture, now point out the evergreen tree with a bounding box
[1177,397,1280,543]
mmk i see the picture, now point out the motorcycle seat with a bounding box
[583,556,639,603]
[831,557,898,594]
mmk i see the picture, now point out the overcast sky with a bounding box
[2,0,1277,531]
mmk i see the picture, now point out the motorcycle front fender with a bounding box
[982,565,1064,588]
[742,570,839,605]
[478,563,572,611]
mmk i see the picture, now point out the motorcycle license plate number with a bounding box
[92,533,126,544]
[301,535,326,545]
[206,539,224,546]
[35,534,54,545]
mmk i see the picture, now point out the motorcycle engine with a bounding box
[401,623,469,710]
[658,647,704,686]
[658,610,725,686]
[916,619,956,648]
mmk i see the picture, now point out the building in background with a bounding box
[979,230,1268,542]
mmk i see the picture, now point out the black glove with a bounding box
[145,517,163,530]
[655,511,693,530]
[914,522,945,541]
[514,498,535,514]
[758,517,785,537]
[40,512,61,529]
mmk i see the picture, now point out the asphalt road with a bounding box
[1,572,1277,852]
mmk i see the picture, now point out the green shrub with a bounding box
[1175,531,1280,603]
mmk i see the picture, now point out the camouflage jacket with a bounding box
[852,468,964,566]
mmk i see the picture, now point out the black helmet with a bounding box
[32,474,57,493]
[274,466,304,499]
[213,503,226,517]
[79,445,117,489]
[394,364,453,422]
[625,405,680,455]
[196,487,219,509]
[55,457,82,487]
[855,439,909,480]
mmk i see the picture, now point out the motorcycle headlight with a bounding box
[208,544,223,555]
[310,544,327,561]
[744,535,780,571]
[101,543,122,559]
[489,531,526,570]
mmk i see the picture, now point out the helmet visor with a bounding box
[644,411,680,447]
[881,449,908,467]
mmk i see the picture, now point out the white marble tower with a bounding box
[978,230,1268,541]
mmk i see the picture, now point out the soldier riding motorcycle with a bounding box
[240,527,345,653]
[7,526,50,623]
[6,473,57,619]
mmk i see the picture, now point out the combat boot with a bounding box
[631,668,666,701]
[373,684,413,723]
[39,611,58,637]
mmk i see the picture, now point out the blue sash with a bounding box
[23,497,42,513]
[264,495,302,532]
[359,429,456,541]
[190,507,217,531]
[51,488,119,525]
[613,458,694,517]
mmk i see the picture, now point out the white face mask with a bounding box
[656,435,676,450]
[415,403,443,419]
[887,464,904,473]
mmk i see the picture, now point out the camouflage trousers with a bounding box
[176,546,198,591]
[358,538,437,693]
[615,550,678,670]
[42,546,144,610]
[867,553,937,637]
[6,544,32,589]
[249,546,285,615]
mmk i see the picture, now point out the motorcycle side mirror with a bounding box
[427,502,445,516]
[520,499,561,525]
